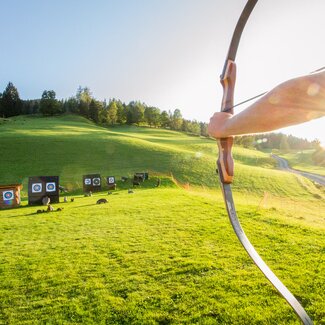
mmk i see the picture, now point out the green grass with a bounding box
[0,187,324,324]
[279,150,325,176]
[0,115,324,324]
[0,115,322,200]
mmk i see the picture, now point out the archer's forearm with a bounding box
[209,71,325,138]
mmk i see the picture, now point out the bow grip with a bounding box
[217,60,236,184]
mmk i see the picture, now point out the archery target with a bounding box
[46,182,56,192]
[84,178,91,185]
[93,178,101,186]
[3,190,14,201]
[108,177,115,184]
[32,183,42,193]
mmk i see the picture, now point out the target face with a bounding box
[84,178,91,185]
[46,182,56,192]
[108,177,115,184]
[3,190,14,201]
[93,178,101,186]
[32,183,42,193]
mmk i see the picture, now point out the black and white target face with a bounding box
[3,190,14,200]
[84,178,91,185]
[93,178,101,186]
[46,182,56,192]
[108,177,115,184]
[32,183,42,193]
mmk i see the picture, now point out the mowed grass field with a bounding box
[0,115,324,324]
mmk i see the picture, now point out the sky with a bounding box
[1,0,324,144]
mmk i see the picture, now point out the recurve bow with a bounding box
[217,1,313,324]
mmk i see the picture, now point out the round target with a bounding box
[46,182,56,192]
[84,178,91,185]
[93,178,101,186]
[3,190,14,201]
[32,183,42,193]
[108,177,115,184]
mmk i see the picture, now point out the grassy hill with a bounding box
[0,115,324,324]
[0,114,323,199]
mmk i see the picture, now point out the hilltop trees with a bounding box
[0,92,2,117]
[106,101,118,125]
[170,109,183,130]
[40,90,61,116]
[0,81,321,151]
[127,101,145,125]
[144,106,161,127]
[311,140,325,166]
[76,86,92,117]
[89,99,103,123]
[0,82,22,117]
[160,111,170,128]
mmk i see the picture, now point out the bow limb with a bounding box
[216,1,313,324]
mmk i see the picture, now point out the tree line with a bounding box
[0,82,208,136]
[0,81,323,165]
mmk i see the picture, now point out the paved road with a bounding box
[271,154,325,186]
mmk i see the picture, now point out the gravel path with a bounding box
[271,154,325,187]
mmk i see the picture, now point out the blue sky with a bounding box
[1,0,324,144]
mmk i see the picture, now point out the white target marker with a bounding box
[46,182,56,192]
[93,178,101,186]
[32,183,42,193]
[3,190,14,200]
[108,177,115,184]
[84,178,91,185]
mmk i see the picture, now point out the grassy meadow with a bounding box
[0,115,324,324]
[279,150,325,176]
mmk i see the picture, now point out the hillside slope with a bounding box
[0,115,322,200]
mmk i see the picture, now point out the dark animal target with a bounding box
[96,198,108,204]
[134,173,145,182]
[135,172,149,181]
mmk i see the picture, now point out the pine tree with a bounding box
[1,82,22,117]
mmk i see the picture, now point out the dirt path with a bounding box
[271,154,325,187]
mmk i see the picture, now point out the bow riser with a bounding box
[217,60,236,184]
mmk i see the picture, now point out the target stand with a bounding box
[0,184,22,209]
[83,174,102,192]
[28,176,59,206]
[106,176,116,190]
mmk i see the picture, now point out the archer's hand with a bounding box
[208,112,233,139]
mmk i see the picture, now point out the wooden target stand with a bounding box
[28,176,59,206]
